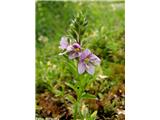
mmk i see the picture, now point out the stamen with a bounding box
[75,48,80,52]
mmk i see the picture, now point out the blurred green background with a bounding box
[36,1,125,119]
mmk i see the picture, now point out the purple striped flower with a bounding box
[59,36,81,59]
[78,49,101,75]
[68,43,81,59]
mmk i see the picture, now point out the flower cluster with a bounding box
[59,36,101,75]
[59,12,101,75]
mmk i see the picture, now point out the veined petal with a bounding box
[60,36,68,50]
[66,45,74,52]
[90,54,101,65]
[73,43,81,49]
[78,52,82,57]
[78,62,86,74]
[86,63,95,75]
[80,49,91,60]
[69,52,79,59]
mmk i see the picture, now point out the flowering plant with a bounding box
[59,13,101,75]
[59,12,101,120]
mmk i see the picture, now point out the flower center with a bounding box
[75,48,80,52]
[84,57,90,63]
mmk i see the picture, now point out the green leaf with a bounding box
[65,94,76,103]
[73,102,81,120]
[91,111,97,119]
[65,82,77,92]
[81,93,97,99]
[54,89,62,97]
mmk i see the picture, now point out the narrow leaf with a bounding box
[81,93,97,99]
[65,82,77,92]
[65,94,76,103]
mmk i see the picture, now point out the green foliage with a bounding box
[68,11,88,44]
[36,1,125,120]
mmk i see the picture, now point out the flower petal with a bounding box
[80,49,91,60]
[66,45,74,52]
[78,62,86,74]
[69,52,79,59]
[73,43,81,49]
[86,63,95,75]
[90,54,101,65]
[60,37,68,50]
